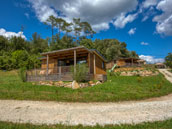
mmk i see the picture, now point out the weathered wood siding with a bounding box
[41,58,57,69]
[117,60,126,67]
[106,61,114,69]
[95,54,106,75]
[89,53,94,74]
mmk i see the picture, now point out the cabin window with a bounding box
[102,62,105,69]
[77,60,87,64]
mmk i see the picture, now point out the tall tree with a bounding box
[72,18,82,45]
[81,22,96,38]
[44,15,56,43]
[55,18,66,38]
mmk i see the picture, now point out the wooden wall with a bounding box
[117,60,126,67]
[106,61,114,69]
[88,53,94,74]
[95,54,106,75]
[41,58,57,69]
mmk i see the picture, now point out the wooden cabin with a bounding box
[106,58,146,69]
[26,46,107,82]
[155,63,166,69]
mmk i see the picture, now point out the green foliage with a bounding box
[18,67,27,82]
[165,53,172,68]
[0,16,138,71]
[71,64,89,82]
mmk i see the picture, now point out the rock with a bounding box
[80,83,89,88]
[72,80,80,89]
[54,81,64,87]
[49,81,54,85]
[64,82,72,88]
[88,81,94,85]
[96,81,101,85]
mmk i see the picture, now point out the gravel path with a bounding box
[159,69,172,83]
[1,96,172,126]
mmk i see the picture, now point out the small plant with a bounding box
[71,64,89,82]
[18,67,27,82]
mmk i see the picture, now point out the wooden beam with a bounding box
[46,55,49,76]
[94,54,96,75]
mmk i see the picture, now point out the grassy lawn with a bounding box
[0,70,172,102]
[0,119,172,129]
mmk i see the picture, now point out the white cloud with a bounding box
[128,28,136,35]
[142,0,159,8]
[28,0,57,22]
[0,28,26,39]
[28,0,138,31]
[153,0,172,36]
[141,41,149,45]
[139,55,164,64]
[113,13,138,28]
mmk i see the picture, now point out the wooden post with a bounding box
[59,66,61,79]
[131,58,133,67]
[88,53,91,74]
[74,50,76,74]
[46,55,49,76]
[94,54,96,75]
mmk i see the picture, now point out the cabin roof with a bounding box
[41,46,107,62]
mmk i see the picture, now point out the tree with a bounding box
[55,18,65,38]
[81,22,96,38]
[44,15,56,43]
[72,18,82,45]
[30,32,49,54]
[165,53,172,68]
[62,21,72,36]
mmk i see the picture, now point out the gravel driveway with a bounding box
[1,95,172,126]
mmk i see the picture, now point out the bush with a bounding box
[18,67,27,82]
[71,64,89,82]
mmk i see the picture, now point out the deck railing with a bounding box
[26,66,71,76]
[26,66,73,81]
[121,63,142,67]
[26,66,94,82]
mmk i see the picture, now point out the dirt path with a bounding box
[0,96,172,126]
[159,69,172,83]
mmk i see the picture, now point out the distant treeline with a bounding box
[0,16,138,70]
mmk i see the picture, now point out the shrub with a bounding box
[18,67,27,82]
[71,64,89,82]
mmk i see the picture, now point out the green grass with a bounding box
[0,70,172,102]
[1,119,172,129]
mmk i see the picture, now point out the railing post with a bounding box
[59,66,61,79]
[94,54,96,75]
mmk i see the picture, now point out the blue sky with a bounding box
[0,0,172,63]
